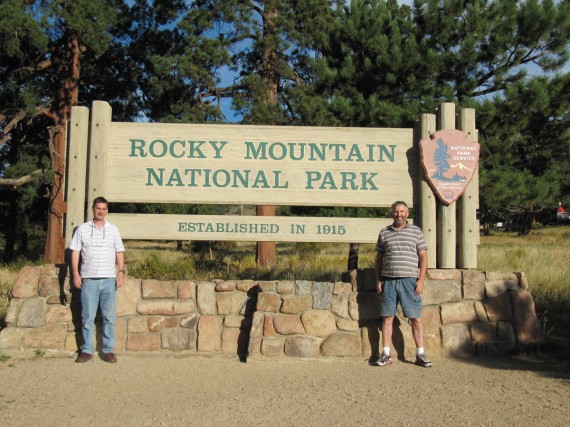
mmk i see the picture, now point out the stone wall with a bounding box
[0,265,543,359]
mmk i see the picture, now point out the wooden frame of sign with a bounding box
[64,101,479,268]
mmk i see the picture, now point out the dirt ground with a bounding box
[1,351,569,427]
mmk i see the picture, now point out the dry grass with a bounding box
[124,240,377,282]
[478,227,570,296]
[0,268,19,324]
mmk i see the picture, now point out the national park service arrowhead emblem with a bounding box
[420,129,479,205]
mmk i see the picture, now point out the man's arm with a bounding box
[415,249,428,295]
[116,252,125,288]
[71,250,82,289]
[375,252,384,294]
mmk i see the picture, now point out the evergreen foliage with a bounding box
[139,0,335,124]
[0,0,569,259]
[477,73,570,229]
[0,0,136,260]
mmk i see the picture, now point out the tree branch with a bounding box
[0,110,28,145]
[0,169,44,187]
[14,58,53,75]
[39,106,57,122]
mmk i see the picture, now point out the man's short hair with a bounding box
[391,200,409,211]
[92,196,108,207]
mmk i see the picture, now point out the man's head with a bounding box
[92,196,109,221]
[391,200,409,228]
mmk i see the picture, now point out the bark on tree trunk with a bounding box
[347,243,360,270]
[255,6,279,267]
[44,126,67,263]
[44,34,81,264]
[256,205,276,266]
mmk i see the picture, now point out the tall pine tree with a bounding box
[146,0,335,265]
[477,74,570,231]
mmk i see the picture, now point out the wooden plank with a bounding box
[418,114,437,268]
[437,103,457,268]
[99,112,416,208]
[64,106,90,246]
[87,101,112,202]
[458,108,479,268]
[106,214,393,243]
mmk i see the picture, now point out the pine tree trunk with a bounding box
[256,205,276,266]
[255,5,279,267]
[44,34,81,264]
[44,127,67,264]
[347,243,360,270]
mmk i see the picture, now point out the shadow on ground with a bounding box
[445,339,570,382]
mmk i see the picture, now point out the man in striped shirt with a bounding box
[70,197,125,364]
[373,201,432,368]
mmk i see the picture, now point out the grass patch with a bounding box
[0,266,22,327]
[125,240,376,282]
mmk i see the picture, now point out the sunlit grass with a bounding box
[478,227,570,295]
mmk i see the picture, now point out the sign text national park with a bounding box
[103,123,414,207]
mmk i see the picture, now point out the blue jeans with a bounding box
[379,277,422,319]
[80,278,116,354]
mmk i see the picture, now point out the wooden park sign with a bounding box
[64,101,480,268]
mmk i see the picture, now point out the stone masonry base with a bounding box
[0,265,543,359]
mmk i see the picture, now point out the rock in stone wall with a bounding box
[0,265,543,360]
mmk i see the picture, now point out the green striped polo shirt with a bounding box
[376,222,427,278]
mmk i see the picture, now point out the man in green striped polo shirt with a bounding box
[373,201,432,368]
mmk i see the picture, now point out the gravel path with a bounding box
[1,353,569,426]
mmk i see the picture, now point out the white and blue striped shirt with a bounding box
[69,220,125,278]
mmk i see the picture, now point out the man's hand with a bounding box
[415,278,425,295]
[73,275,82,290]
[376,280,383,295]
[117,271,125,288]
